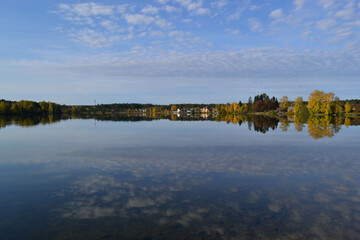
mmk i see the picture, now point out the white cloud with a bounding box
[227,8,244,21]
[141,5,159,15]
[169,31,184,37]
[158,0,169,4]
[174,0,210,15]
[100,21,123,32]
[182,18,192,23]
[347,20,360,27]
[117,5,128,14]
[175,0,202,11]
[55,3,118,25]
[270,9,284,19]
[335,1,355,20]
[225,29,239,35]
[250,5,260,11]
[155,18,172,28]
[124,14,155,25]
[58,3,115,17]
[195,8,211,15]
[302,31,313,39]
[149,31,164,37]
[319,0,335,9]
[248,18,263,32]
[71,29,121,48]
[316,19,337,30]
[211,0,227,9]
[333,27,354,40]
[4,47,360,103]
[294,0,305,11]
[164,5,178,13]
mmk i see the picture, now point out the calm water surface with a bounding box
[0,119,360,239]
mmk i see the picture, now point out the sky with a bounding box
[0,0,359,105]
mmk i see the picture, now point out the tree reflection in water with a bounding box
[1,114,359,140]
[307,116,334,140]
[0,115,62,129]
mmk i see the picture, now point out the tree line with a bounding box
[1,90,359,117]
[0,100,61,115]
[217,90,359,116]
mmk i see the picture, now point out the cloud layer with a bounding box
[1,0,360,103]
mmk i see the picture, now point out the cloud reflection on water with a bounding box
[1,118,360,239]
[54,142,360,239]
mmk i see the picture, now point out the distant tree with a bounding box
[279,96,290,110]
[263,99,277,111]
[254,93,269,102]
[293,96,309,121]
[254,100,265,112]
[344,101,352,114]
[247,97,253,112]
[333,97,343,114]
[232,102,239,113]
[48,103,54,113]
[10,102,21,114]
[171,105,178,111]
[307,90,335,115]
[239,105,246,113]
[40,101,49,112]
[293,97,303,114]
[0,101,8,114]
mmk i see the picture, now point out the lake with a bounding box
[0,116,359,239]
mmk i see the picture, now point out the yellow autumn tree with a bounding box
[344,117,351,127]
[279,117,289,132]
[293,116,303,132]
[171,105,178,111]
[307,90,335,115]
[344,101,352,114]
[307,116,334,139]
[232,102,239,113]
[279,96,290,110]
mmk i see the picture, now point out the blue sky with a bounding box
[1,0,359,104]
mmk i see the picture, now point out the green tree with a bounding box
[333,97,343,114]
[0,101,8,114]
[40,101,49,112]
[293,96,309,120]
[10,102,21,114]
[48,103,54,113]
[247,97,253,112]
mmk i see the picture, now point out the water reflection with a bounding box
[0,115,62,129]
[1,114,359,140]
[253,115,279,133]
[53,144,360,239]
[0,117,360,239]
